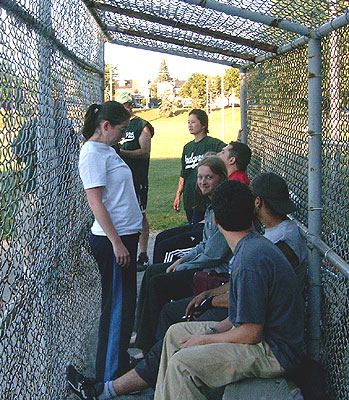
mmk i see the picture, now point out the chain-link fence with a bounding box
[246,25,348,400]
[1,1,348,399]
[0,0,104,398]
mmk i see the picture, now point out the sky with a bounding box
[105,43,228,83]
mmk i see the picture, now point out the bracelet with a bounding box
[208,326,218,334]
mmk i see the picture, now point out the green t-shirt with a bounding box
[180,135,225,211]
[113,116,154,186]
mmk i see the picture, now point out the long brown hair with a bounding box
[194,154,228,211]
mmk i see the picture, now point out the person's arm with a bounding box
[166,257,184,273]
[173,176,184,212]
[185,283,229,317]
[86,187,130,266]
[181,322,263,348]
[119,126,152,159]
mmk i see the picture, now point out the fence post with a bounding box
[239,66,248,144]
[307,38,322,360]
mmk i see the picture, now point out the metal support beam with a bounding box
[107,27,255,61]
[182,0,309,35]
[254,11,349,64]
[239,67,248,144]
[307,38,322,361]
[94,1,277,53]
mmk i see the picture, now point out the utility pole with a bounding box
[221,73,225,142]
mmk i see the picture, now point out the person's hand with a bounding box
[112,241,130,267]
[185,292,208,318]
[173,194,181,212]
[166,258,182,273]
[181,334,208,348]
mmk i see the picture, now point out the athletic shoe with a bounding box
[136,253,149,272]
[66,365,103,399]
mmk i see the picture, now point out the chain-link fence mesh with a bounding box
[246,27,348,400]
[0,1,104,398]
[1,1,348,399]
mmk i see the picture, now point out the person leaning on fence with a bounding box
[113,92,155,271]
[173,109,225,224]
[156,171,308,338]
[153,179,305,400]
[75,101,143,382]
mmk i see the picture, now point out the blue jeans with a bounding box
[90,233,139,382]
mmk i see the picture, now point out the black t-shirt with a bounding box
[180,135,225,211]
[114,116,154,187]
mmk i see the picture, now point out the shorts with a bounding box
[135,183,148,213]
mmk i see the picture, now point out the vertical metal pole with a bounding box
[109,62,113,101]
[240,66,248,144]
[307,38,322,361]
[231,87,235,128]
[206,77,209,115]
[221,73,225,142]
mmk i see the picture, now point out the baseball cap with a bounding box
[250,172,297,214]
[115,92,135,105]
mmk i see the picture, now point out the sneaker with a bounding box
[137,253,149,272]
[67,365,103,399]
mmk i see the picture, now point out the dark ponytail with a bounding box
[82,101,130,140]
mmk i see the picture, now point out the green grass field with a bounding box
[136,107,241,231]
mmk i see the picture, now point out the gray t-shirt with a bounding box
[229,232,304,371]
[264,219,307,290]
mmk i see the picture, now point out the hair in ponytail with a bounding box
[82,101,130,140]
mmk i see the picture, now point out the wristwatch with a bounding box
[208,326,218,334]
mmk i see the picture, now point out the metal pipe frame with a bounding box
[239,66,248,144]
[253,11,349,64]
[108,40,243,68]
[288,216,349,280]
[106,26,256,61]
[93,1,277,53]
[181,0,309,35]
[307,38,322,361]
[1,0,104,76]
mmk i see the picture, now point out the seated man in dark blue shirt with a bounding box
[67,180,304,400]
[153,180,304,399]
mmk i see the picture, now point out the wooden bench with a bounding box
[222,377,293,399]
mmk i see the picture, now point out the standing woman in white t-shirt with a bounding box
[78,101,143,382]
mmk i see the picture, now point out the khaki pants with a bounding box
[154,321,285,400]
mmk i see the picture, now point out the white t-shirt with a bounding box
[79,141,143,237]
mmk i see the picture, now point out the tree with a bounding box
[158,88,174,117]
[224,68,240,98]
[155,59,172,83]
[179,73,207,108]
[104,63,118,101]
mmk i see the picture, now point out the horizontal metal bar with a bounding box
[289,216,349,280]
[95,1,277,53]
[181,0,309,35]
[311,10,349,39]
[107,39,242,68]
[107,26,255,61]
[254,11,349,64]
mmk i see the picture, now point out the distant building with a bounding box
[115,79,151,107]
